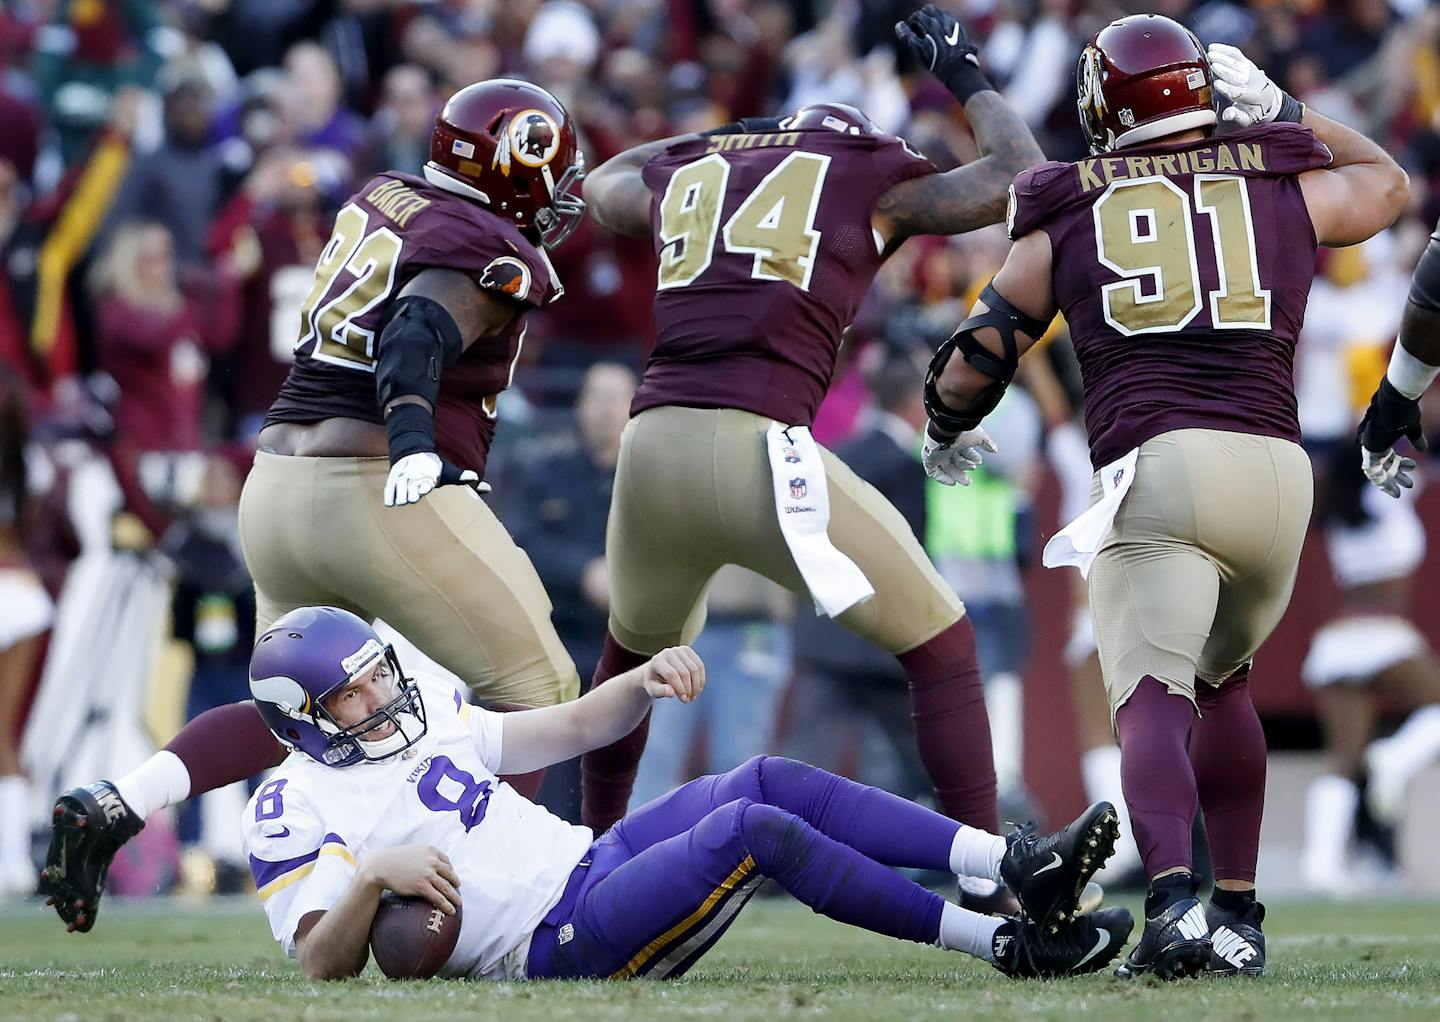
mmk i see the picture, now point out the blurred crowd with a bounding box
[3,0,1440,898]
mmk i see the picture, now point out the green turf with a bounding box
[1,895,1437,1021]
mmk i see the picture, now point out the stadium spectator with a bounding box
[88,221,237,454]
[0,370,52,896]
[103,76,223,265]
[281,42,364,163]
[507,361,637,820]
[358,64,437,179]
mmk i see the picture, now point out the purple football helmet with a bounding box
[781,102,880,136]
[249,607,427,767]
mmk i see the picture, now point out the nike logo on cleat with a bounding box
[1176,903,1209,941]
[1213,927,1258,967]
[1077,928,1111,969]
[1032,852,1064,875]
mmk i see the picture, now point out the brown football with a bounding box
[369,893,462,979]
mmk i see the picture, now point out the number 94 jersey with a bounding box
[241,674,591,980]
[1007,122,1332,467]
[632,129,935,427]
[263,173,562,477]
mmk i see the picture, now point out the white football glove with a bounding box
[1207,43,1284,128]
[383,452,489,508]
[1361,446,1417,499]
[922,426,998,486]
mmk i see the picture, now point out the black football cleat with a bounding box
[1000,801,1120,926]
[1206,899,1266,977]
[38,782,144,932]
[989,905,1135,979]
[1115,896,1212,980]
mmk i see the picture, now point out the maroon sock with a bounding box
[579,633,652,833]
[895,617,999,832]
[1115,676,1199,879]
[1190,667,1266,884]
[164,702,286,798]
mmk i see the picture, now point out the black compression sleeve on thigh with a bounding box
[375,295,464,410]
[1409,228,1440,312]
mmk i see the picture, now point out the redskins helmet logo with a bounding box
[491,108,561,178]
[1077,47,1108,118]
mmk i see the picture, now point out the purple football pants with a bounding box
[527,756,960,980]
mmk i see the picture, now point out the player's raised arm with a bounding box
[872,6,1044,245]
[921,229,1056,485]
[495,646,705,774]
[376,268,514,508]
[1205,45,1410,246]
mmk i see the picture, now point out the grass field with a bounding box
[1,894,1437,1021]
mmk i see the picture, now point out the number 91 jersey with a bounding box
[262,173,563,477]
[241,675,591,980]
[1007,122,1333,468]
[632,129,935,428]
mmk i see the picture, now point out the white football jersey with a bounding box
[241,674,592,980]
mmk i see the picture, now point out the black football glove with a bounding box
[895,4,993,104]
[1358,378,1428,455]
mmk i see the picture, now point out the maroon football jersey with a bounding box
[264,172,560,474]
[631,129,936,425]
[1008,123,1332,466]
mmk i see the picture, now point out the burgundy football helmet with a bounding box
[425,78,585,248]
[781,102,881,136]
[1076,14,1216,155]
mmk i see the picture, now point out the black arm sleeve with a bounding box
[375,295,464,463]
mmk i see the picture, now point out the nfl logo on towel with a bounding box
[789,478,807,499]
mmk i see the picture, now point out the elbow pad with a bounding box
[375,295,464,410]
[923,283,1047,433]
[1408,226,1440,313]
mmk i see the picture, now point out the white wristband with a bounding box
[1386,343,1440,401]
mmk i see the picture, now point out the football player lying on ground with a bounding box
[237,608,1131,981]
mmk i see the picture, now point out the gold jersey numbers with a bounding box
[293,204,404,370]
[1092,174,1271,336]
[657,151,832,292]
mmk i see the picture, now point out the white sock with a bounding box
[1378,705,1440,781]
[949,825,1006,883]
[937,901,1005,960]
[985,673,1024,794]
[0,775,28,863]
[112,751,191,820]
[1301,774,1358,882]
[1082,745,1140,873]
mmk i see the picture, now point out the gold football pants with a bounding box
[238,452,578,708]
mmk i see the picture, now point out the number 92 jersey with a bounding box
[631,129,935,428]
[1007,122,1332,467]
[262,173,563,477]
[241,674,591,980]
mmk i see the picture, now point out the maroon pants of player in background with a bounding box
[580,618,999,834]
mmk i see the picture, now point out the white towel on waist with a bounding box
[766,422,875,617]
[1042,447,1139,579]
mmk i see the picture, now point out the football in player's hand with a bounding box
[369,893,462,979]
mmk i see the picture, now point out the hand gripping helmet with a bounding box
[781,102,881,136]
[424,78,586,248]
[1076,14,1216,155]
[249,607,427,767]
